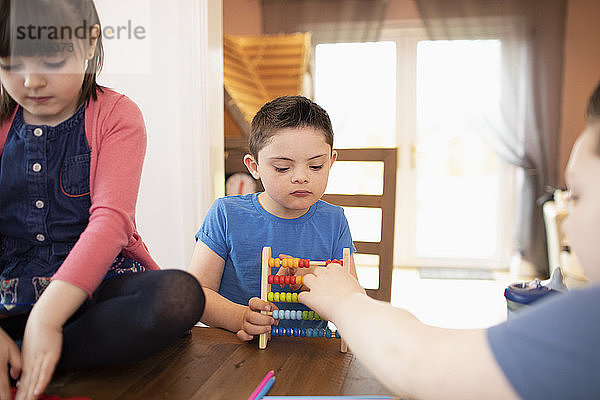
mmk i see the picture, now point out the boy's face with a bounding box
[564,122,600,283]
[245,127,337,219]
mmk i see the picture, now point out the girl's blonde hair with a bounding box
[0,0,104,122]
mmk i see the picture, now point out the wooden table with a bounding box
[46,327,395,400]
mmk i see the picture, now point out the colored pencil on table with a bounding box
[248,370,275,400]
[255,376,276,399]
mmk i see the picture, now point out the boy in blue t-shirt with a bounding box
[188,96,357,341]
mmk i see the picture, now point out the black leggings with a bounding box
[0,269,205,370]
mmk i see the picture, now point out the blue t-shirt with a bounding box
[487,285,600,400]
[196,193,355,306]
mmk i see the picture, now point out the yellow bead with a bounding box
[269,258,274,268]
[293,258,299,268]
[282,259,287,268]
[291,293,298,302]
[267,292,273,302]
[296,276,302,285]
[274,292,280,302]
[285,292,292,302]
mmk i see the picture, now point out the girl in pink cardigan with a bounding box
[0,1,204,399]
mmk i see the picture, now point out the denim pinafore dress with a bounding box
[0,106,145,317]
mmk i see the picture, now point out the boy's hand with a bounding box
[298,263,366,322]
[0,328,21,400]
[236,297,277,342]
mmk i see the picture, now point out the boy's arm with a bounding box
[299,265,518,400]
[188,241,273,338]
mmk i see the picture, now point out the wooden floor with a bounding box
[45,327,394,400]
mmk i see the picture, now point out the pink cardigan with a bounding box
[0,88,160,297]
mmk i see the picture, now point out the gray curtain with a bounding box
[415,0,567,276]
[262,0,389,43]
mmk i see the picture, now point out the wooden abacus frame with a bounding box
[259,247,350,352]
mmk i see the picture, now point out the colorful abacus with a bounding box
[259,247,350,352]
[267,258,343,287]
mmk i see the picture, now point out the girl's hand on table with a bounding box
[16,316,62,400]
[0,328,21,400]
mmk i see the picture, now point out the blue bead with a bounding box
[278,327,285,336]
[307,328,313,337]
[318,328,325,337]
[326,329,332,338]
[271,326,277,336]
[293,328,299,337]
[335,331,341,338]
[286,328,292,337]
[300,328,306,337]
[284,310,291,320]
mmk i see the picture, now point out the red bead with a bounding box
[273,275,280,284]
[326,259,331,265]
[284,275,291,285]
[268,275,274,284]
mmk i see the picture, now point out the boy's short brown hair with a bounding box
[585,81,600,156]
[586,81,600,122]
[249,96,334,160]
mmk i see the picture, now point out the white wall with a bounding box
[95,0,224,269]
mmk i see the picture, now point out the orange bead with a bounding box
[296,276,302,285]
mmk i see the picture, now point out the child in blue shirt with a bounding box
[188,96,357,341]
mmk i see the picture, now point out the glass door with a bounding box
[314,30,515,276]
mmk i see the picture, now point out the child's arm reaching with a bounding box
[188,241,275,341]
[298,265,517,400]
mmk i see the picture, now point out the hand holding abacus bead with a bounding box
[298,263,365,323]
[271,254,344,291]
[236,297,278,342]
